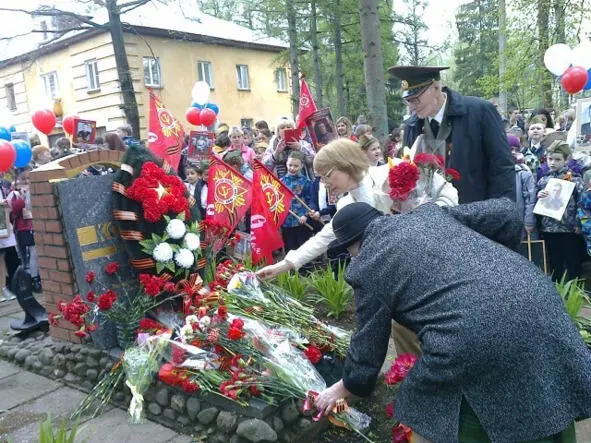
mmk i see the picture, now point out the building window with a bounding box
[236,64,250,90]
[40,21,48,41]
[143,57,161,87]
[41,71,59,99]
[84,59,100,91]
[275,68,288,92]
[197,61,214,89]
[5,84,16,111]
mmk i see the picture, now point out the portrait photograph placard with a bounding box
[187,130,213,163]
[576,97,591,150]
[72,119,97,144]
[533,178,575,221]
[305,108,337,151]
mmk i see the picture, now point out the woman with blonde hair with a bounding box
[263,118,316,179]
[336,116,356,141]
[227,126,256,165]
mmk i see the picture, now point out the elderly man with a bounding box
[391,66,515,203]
[314,201,591,442]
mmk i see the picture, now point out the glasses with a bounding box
[319,167,335,183]
[403,83,432,106]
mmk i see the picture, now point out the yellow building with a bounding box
[0,2,292,145]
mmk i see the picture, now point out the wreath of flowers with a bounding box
[126,161,189,223]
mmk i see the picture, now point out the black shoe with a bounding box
[32,277,42,294]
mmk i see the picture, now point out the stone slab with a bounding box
[0,371,60,411]
[75,408,179,443]
[0,360,21,381]
[0,386,102,443]
[576,418,591,440]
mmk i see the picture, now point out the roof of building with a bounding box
[0,1,288,67]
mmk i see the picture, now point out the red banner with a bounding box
[295,78,317,130]
[205,155,252,233]
[250,159,295,265]
[148,89,185,171]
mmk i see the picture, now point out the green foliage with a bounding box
[555,276,591,346]
[308,262,353,319]
[275,271,311,302]
[38,415,78,443]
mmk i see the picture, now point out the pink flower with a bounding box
[385,402,394,418]
[385,353,417,386]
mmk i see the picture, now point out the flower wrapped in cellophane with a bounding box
[122,332,170,423]
[222,271,351,358]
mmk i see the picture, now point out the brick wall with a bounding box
[30,150,123,343]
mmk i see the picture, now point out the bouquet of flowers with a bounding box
[384,353,417,443]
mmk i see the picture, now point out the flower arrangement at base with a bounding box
[384,353,417,443]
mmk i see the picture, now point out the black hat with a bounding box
[328,202,383,250]
[388,66,449,98]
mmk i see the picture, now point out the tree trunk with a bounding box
[537,0,552,108]
[334,0,346,116]
[286,0,300,118]
[310,0,324,107]
[411,0,420,65]
[498,0,507,116]
[359,0,388,142]
[554,0,567,109]
[107,0,140,138]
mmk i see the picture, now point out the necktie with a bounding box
[430,119,440,138]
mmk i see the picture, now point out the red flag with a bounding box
[148,89,185,171]
[250,159,295,264]
[295,78,317,130]
[205,155,252,232]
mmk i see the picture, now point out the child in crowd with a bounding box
[223,150,253,180]
[523,116,546,166]
[508,135,537,239]
[536,140,584,281]
[184,163,207,221]
[577,170,591,257]
[0,173,18,301]
[280,151,316,253]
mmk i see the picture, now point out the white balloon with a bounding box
[571,41,591,70]
[191,81,210,106]
[544,44,573,76]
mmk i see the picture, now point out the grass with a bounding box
[275,271,311,302]
[308,261,353,319]
[555,275,591,346]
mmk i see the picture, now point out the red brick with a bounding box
[49,270,73,283]
[38,194,56,207]
[46,207,59,219]
[44,302,57,314]
[59,282,77,296]
[89,150,100,162]
[32,182,53,195]
[33,207,49,219]
[39,269,50,280]
[38,256,57,269]
[69,156,82,169]
[45,221,62,233]
[50,326,70,341]
[68,332,83,344]
[45,246,68,259]
[57,259,70,271]
[43,281,62,294]
[51,234,66,246]
[33,220,45,232]
[35,245,45,256]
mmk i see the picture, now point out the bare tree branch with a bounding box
[119,0,153,14]
[0,6,105,29]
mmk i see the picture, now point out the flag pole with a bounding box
[291,194,325,225]
[289,209,314,231]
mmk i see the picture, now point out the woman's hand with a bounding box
[298,215,308,225]
[275,139,286,155]
[309,211,321,221]
[255,260,294,280]
[537,190,548,199]
[286,141,301,151]
[314,380,351,416]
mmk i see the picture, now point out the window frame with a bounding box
[5,84,16,111]
[84,59,100,92]
[275,68,288,92]
[236,64,250,91]
[143,56,162,88]
[197,61,214,90]
[41,71,59,99]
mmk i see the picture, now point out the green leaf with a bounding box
[177,211,186,221]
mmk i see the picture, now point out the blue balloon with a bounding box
[205,103,219,115]
[8,125,16,132]
[191,102,204,109]
[0,127,11,141]
[584,69,591,90]
[12,140,32,168]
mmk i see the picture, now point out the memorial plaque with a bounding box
[55,175,138,296]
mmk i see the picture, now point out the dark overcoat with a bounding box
[342,199,591,442]
[403,88,516,204]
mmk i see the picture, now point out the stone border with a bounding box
[0,333,327,443]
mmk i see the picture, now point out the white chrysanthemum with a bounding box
[199,315,211,330]
[153,242,173,262]
[175,248,195,269]
[179,324,193,342]
[185,315,199,326]
[166,218,186,239]
[183,233,200,251]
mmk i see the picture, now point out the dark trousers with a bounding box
[282,225,313,254]
[1,246,20,288]
[543,232,583,281]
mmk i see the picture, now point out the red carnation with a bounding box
[217,305,228,319]
[181,378,200,394]
[385,402,395,418]
[85,271,95,283]
[97,291,117,311]
[86,323,98,332]
[163,282,176,293]
[85,291,96,303]
[445,168,460,181]
[74,329,88,338]
[385,353,417,386]
[172,343,186,364]
[158,363,184,386]
[48,312,60,326]
[227,326,245,341]
[413,153,440,168]
[392,423,413,443]
[105,262,120,275]
[304,345,323,364]
[388,161,420,201]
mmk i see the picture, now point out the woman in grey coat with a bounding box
[314,199,591,442]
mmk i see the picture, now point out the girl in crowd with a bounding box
[263,119,316,179]
[532,108,555,134]
[357,134,384,167]
[227,126,256,165]
[335,116,356,141]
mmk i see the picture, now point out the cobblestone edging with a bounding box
[0,333,326,442]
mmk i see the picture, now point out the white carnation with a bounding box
[183,233,200,251]
[179,324,193,342]
[166,218,186,239]
[153,242,173,262]
[175,248,195,269]
[199,315,211,330]
[185,315,199,326]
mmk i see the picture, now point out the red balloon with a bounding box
[31,109,57,135]
[62,114,79,135]
[561,66,589,94]
[0,140,16,172]
[200,108,216,127]
[186,107,202,126]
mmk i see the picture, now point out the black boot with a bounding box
[32,276,42,294]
